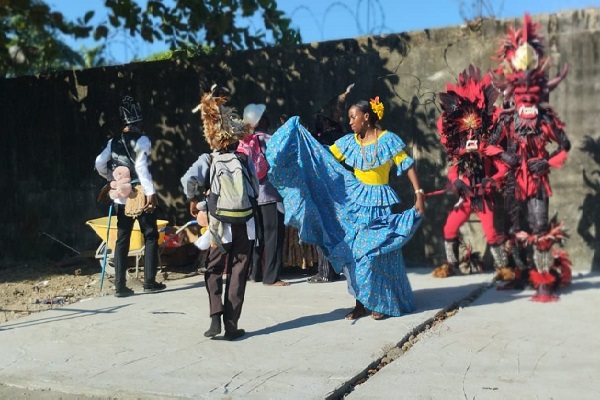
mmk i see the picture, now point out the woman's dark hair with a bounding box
[352,100,381,125]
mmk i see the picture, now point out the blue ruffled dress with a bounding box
[266,117,422,316]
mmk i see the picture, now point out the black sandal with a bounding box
[307,275,329,283]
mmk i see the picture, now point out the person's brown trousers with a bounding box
[204,224,252,333]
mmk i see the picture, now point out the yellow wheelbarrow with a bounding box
[86,216,169,282]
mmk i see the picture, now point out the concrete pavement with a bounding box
[1,267,598,399]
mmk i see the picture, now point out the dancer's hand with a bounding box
[144,194,157,213]
[527,158,550,175]
[415,193,425,215]
[189,200,198,217]
[481,177,495,189]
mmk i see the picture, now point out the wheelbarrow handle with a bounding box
[160,220,199,248]
[174,220,199,235]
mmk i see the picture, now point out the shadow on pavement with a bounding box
[241,308,348,339]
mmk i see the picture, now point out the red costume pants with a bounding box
[443,197,501,244]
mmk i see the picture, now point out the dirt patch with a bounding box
[0,252,201,324]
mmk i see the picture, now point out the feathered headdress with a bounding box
[192,84,247,150]
[437,64,498,157]
[493,14,568,97]
[497,14,545,75]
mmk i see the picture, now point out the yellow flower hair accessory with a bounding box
[369,96,384,120]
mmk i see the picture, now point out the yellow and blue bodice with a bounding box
[329,130,414,208]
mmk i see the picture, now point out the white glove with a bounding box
[194,229,211,251]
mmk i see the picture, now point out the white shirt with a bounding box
[95,135,155,205]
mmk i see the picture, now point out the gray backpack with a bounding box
[207,152,258,224]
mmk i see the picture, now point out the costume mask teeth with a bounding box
[466,140,478,152]
[518,105,539,119]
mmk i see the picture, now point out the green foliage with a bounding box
[142,44,214,62]
[1,0,91,77]
[1,0,302,77]
[98,0,301,50]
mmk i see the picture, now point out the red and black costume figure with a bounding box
[492,14,572,301]
[433,65,509,278]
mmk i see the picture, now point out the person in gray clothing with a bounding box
[242,103,288,286]
[181,85,258,341]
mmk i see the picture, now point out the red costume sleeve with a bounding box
[543,123,570,169]
[548,150,568,169]
[491,157,509,183]
[483,145,504,157]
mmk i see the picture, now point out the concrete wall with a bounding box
[1,8,599,271]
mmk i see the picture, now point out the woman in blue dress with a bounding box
[266,97,425,319]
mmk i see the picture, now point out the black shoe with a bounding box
[143,282,166,293]
[204,315,222,338]
[224,329,245,341]
[114,287,135,298]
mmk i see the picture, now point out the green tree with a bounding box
[1,0,92,77]
[1,0,302,77]
[99,0,301,50]
[141,44,213,63]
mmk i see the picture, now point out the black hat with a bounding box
[119,95,143,125]
[313,114,343,146]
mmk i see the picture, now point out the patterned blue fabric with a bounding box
[266,117,422,316]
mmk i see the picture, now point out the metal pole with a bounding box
[100,204,114,291]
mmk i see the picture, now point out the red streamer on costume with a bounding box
[553,249,572,286]
[529,270,556,287]
[529,270,559,302]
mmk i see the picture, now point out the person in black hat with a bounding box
[306,114,344,283]
[94,95,166,297]
[305,84,355,283]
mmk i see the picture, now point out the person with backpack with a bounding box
[240,103,288,286]
[182,85,259,341]
[94,95,166,297]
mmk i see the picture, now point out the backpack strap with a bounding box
[235,152,259,198]
[254,132,267,153]
[204,153,214,194]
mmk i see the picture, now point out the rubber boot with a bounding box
[204,314,222,337]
